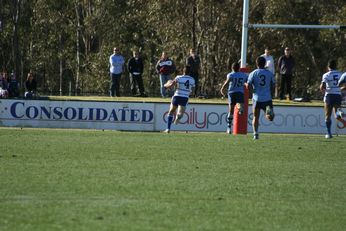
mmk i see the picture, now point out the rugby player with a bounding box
[163,66,195,133]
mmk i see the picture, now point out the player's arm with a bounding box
[190,86,195,96]
[319,82,326,92]
[164,79,177,89]
[338,74,346,90]
[339,83,346,91]
[220,79,230,97]
[245,73,253,91]
[320,74,327,93]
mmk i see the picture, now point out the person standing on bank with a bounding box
[109,47,125,97]
[278,47,295,100]
[261,47,275,75]
[128,50,146,97]
[156,51,176,98]
[186,48,201,96]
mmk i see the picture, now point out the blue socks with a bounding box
[167,114,174,130]
[325,120,331,135]
[227,113,233,128]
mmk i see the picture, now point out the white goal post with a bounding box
[240,0,346,68]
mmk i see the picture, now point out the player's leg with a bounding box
[333,96,346,127]
[252,100,261,139]
[226,103,235,134]
[324,103,333,138]
[226,93,235,134]
[165,103,178,133]
[174,105,186,124]
[235,92,245,115]
[265,101,275,121]
[173,97,188,124]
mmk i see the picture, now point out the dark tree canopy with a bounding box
[0,0,345,98]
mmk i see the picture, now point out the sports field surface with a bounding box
[1,128,345,230]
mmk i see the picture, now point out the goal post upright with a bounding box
[236,0,345,135]
[240,0,250,69]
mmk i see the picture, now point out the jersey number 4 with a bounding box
[184,80,190,89]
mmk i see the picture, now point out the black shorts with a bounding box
[324,94,341,106]
[172,96,189,107]
[252,99,273,111]
[228,92,244,105]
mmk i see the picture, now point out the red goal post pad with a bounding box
[233,67,251,135]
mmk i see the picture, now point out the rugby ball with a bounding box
[164,80,173,88]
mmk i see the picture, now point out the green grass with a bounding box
[1,128,345,230]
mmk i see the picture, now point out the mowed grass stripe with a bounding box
[0,128,345,230]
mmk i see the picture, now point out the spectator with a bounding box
[186,48,201,96]
[156,51,176,98]
[260,47,275,75]
[24,72,37,98]
[127,50,146,97]
[0,71,8,98]
[220,62,248,134]
[246,56,276,140]
[109,47,125,97]
[8,72,20,98]
[319,60,344,139]
[278,47,295,100]
[163,66,195,133]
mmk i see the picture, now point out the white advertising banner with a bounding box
[155,103,346,135]
[0,100,155,131]
[0,99,345,135]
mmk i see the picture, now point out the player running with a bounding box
[246,56,276,140]
[220,62,248,134]
[164,66,195,133]
[320,60,345,138]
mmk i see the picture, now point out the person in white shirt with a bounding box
[109,47,125,97]
[163,66,195,133]
[261,47,275,75]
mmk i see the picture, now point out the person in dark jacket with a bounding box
[156,51,176,97]
[186,48,201,96]
[278,47,295,100]
[128,50,146,97]
[24,72,37,99]
[8,72,20,98]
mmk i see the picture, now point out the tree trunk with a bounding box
[12,0,21,85]
[75,0,81,95]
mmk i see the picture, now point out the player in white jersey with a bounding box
[320,60,345,138]
[163,66,195,133]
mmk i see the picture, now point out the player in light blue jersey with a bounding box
[339,72,346,88]
[220,62,248,134]
[163,66,195,133]
[246,56,276,140]
[320,60,345,138]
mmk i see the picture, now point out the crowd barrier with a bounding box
[0,99,345,135]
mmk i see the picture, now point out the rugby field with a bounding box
[0,128,345,230]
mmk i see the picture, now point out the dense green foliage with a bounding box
[0,0,345,98]
[1,128,346,230]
